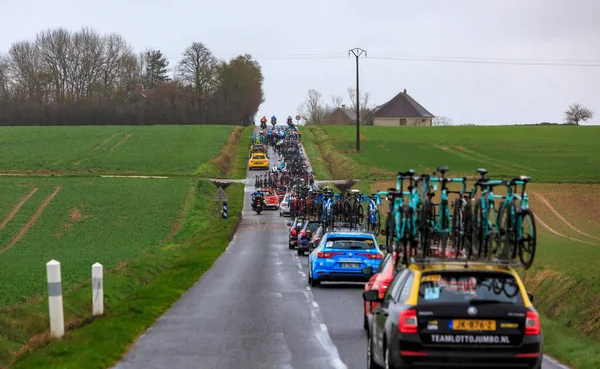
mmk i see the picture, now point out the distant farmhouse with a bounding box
[322,89,434,126]
[373,89,434,126]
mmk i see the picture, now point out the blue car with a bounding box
[308,231,384,287]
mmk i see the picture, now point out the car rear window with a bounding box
[306,222,320,232]
[253,155,265,159]
[418,272,524,305]
[325,237,375,249]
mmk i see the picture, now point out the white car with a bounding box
[279,194,291,217]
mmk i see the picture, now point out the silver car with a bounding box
[279,194,291,217]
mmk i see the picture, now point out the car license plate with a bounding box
[452,320,496,331]
[341,263,360,268]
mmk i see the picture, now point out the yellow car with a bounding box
[248,153,269,170]
[364,261,542,369]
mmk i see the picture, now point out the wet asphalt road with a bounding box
[115,131,566,369]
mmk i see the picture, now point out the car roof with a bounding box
[324,231,376,238]
[407,262,516,274]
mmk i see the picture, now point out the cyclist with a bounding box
[287,116,293,125]
[260,116,267,124]
[271,115,277,126]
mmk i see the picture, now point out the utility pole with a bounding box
[349,48,367,152]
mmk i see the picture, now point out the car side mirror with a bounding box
[363,290,382,302]
[527,293,534,303]
[362,266,374,275]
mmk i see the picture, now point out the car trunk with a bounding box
[416,271,527,348]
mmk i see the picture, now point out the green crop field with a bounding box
[0,125,233,174]
[0,177,192,306]
[320,125,600,183]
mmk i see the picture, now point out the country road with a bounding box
[114,130,567,369]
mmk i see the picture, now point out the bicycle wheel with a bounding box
[496,203,516,261]
[356,204,364,226]
[440,201,450,258]
[472,199,488,259]
[463,199,474,259]
[518,209,537,269]
[373,210,381,237]
[451,198,463,258]
[419,200,433,257]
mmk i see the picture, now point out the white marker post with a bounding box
[92,263,104,316]
[46,260,64,338]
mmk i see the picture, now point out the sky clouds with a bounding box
[2,0,599,124]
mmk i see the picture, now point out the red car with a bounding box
[259,188,280,209]
[363,252,400,330]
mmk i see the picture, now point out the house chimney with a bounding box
[403,88,407,94]
[342,104,346,109]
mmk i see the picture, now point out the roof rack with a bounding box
[406,256,524,271]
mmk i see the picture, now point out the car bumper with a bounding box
[391,336,542,369]
[311,270,371,282]
[289,238,298,246]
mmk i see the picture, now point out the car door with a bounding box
[371,269,411,363]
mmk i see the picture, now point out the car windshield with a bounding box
[325,237,375,250]
[418,272,524,305]
[253,155,265,159]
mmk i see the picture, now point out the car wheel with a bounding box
[297,249,303,256]
[367,334,383,369]
[288,242,294,250]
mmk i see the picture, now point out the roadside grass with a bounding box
[195,126,247,178]
[370,179,600,368]
[321,125,600,183]
[227,126,257,179]
[300,127,332,180]
[304,126,369,180]
[0,177,192,307]
[0,125,233,175]
[4,181,244,369]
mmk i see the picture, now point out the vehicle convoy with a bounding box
[308,230,385,286]
[289,218,307,249]
[364,262,542,369]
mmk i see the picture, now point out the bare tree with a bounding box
[347,87,375,125]
[298,89,329,125]
[564,103,594,125]
[177,42,218,121]
[433,116,453,126]
[331,95,344,109]
[0,54,11,103]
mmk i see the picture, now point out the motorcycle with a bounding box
[260,121,267,130]
[252,195,265,215]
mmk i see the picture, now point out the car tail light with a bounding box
[317,252,340,258]
[291,228,297,235]
[282,202,287,206]
[399,309,418,334]
[359,253,383,259]
[301,231,306,238]
[525,311,540,335]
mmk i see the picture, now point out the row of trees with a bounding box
[0,27,264,125]
[297,88,377,125]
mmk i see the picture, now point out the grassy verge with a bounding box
[300,127,332,180]
[227,126,256,179]
[3,181,244,369]
[195,126,246,178]
[305,126,369,180]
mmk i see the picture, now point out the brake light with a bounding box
[525,311,540,335]
[301,231,306,237]
[291,228,297,236]
[317,252,340,258]
[359,253,383,259]
[282,202,287,206]
[399,309,418,333]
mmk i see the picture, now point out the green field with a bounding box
[318,125,600,182]
[0,177,192,306]
[0,125,233,175]
[0,124,248,367]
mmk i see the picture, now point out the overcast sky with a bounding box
[2,0,600,125]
